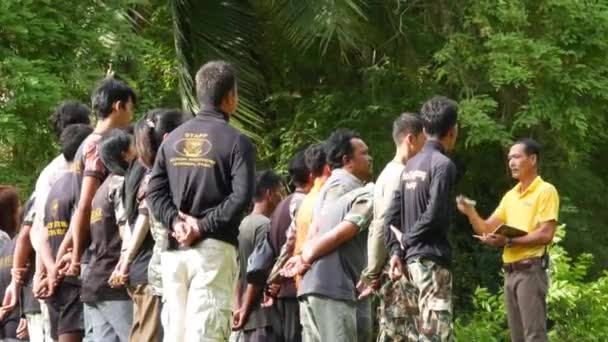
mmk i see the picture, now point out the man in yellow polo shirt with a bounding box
[457,138,559,342]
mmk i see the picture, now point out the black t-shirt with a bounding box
[0,238,19,339]
[20,196,41,313]
[81,175,129,302]
[44,172,80,285]
[45,172,77,258]
[128,172,154,286]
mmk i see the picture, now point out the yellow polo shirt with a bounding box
[492,176,559,264]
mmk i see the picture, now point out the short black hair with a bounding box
[253,170,283,202]
[91,78,137,119]
[60,124,94,162]
[99,129,133,176]
[195,61,237,107]
[135,108,186,168]
[50,101,91,138]
[420,96,458,138]
[325,129,361,170]
[287,149,310,187]
[514,138,541,161]
[305,143,327,178]
[392,112,423,144]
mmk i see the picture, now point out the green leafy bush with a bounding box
[455,227,608,341]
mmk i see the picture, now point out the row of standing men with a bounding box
[0,60,558,342]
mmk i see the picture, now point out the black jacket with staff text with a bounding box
[147,106,256,248]
[384,141,457,267]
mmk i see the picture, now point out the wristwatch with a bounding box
[506,238,513,248]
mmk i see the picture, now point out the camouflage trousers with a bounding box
[377,258,453,342]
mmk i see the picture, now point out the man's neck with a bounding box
[94,117,117,134]
[393,147,409,165]
[344,167,365,183]
[427,137,450,152]
[252,202,271,218]
[518,172,538,193]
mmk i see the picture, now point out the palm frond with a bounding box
[170,0,265,140]
[261,0,371,59]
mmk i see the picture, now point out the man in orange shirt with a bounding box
[267,143,330,288]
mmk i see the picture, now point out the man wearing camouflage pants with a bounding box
[357,113,426,341]
[384,96,459,341]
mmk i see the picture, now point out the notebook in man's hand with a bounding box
[493,224,528,238]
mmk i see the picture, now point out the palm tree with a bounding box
[168,0,398,140]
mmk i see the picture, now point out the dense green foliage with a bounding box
[2,0,607,339]
[456,228,608,341]
[0,0,179,192]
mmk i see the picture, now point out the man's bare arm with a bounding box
[512,221,557,246]
[71,176,100,265]
[13,225,32,270]
[457,198,503,235]
[38,223,56,273]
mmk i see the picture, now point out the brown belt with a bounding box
[503,258,542,273]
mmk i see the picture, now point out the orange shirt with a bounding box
[294,177,326,288]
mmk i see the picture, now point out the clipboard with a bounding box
[493,224,528,238]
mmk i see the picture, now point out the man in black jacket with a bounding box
[384,96,459,341]
[147,60,256,341]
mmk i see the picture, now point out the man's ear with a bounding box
[405,133,415,146]
[112,100,123,113]
[341,154,351,167]
[531,154,538,166]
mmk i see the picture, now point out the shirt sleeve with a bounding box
[492,194,508,222]
[83,140,108,180]
[537,186,559,223]
[147,144,179,231]
[343,190,374,232]
[254,221,271,248]
[112,178,127,228]
[362,178,398,283]
[384,179,404,258]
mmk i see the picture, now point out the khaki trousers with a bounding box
[505,264,549,342]
[161,239,238,342]
[128,284,163,342]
